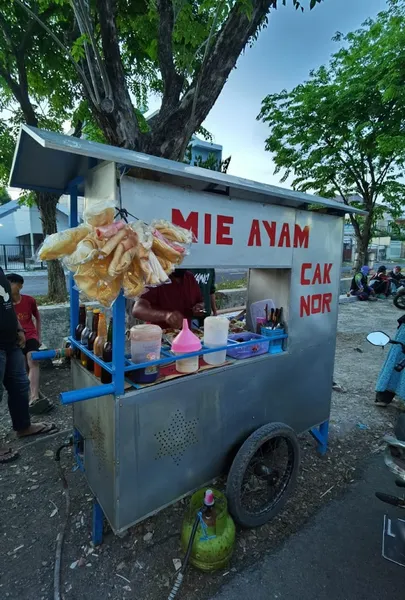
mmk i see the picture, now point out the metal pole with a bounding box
[22,245,26,270]
[3,245,7,271]
[112,291,125,396]
[69,187,79,337]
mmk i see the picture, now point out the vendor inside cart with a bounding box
[132,269,205,329]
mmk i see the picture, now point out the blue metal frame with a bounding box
[69,185,79,337]
[92,500,104,546]
[310,420,329,455]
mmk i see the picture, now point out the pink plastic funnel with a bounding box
[172,319,202,353]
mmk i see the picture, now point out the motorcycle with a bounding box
[367,331,405,508]
[392,279,405,310]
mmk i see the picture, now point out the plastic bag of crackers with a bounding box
[37,201,193,306]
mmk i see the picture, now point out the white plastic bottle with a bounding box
[203,316,229,365]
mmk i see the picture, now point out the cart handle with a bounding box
[60,384,115,405]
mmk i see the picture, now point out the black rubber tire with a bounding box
[226,422,300,528]
[394,289,405,310]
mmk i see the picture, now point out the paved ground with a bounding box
[6,262,400,296]
[4,269,248,296]
[210,455,404,600]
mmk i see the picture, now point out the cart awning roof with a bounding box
[9,125,365,216]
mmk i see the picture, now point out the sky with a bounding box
[172,0,389,186]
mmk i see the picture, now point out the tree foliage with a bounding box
[10,0,322,161]
[0,0,78,299]
[0,186,11,206]
[259,0,405,265]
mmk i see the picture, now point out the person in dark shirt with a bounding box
[189,269,217,327]
[389,266,403,293]
[370,265,391,298]
[0,267,58,463]
[132,269,204,329]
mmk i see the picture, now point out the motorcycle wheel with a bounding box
[394,289,405,310]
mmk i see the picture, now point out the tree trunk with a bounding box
[354,214,373,270]
[36,192,67,303]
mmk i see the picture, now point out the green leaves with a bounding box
[71,34,90,63]
[259,0,405,252]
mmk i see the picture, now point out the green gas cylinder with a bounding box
[180,488,235,572]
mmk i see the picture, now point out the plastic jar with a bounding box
[172,320,202,374]
[203,316,229,366]
[130,324,162,383]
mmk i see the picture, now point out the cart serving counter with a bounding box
[10,125,363,543]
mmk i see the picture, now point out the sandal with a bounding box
[0,448,20,464]
[29,398,55,416]
[17,423,59,438]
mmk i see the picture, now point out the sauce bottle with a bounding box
[93,313,107,378]
[101,317,113,384]
[74,304,86,358]
[86,309,100,372]
[80,308,93,367]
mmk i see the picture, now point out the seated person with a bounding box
[350,266,376,301]
[370,265,390,297]
[389,266,403,292]
[132,269,204,329]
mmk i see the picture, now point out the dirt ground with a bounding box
[0,300,403,600]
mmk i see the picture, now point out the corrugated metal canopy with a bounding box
[9,125,364,216]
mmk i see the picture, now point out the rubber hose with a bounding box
[167,511,201,600]
[54,439,73,600]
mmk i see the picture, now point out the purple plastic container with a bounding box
[226,332,269,360]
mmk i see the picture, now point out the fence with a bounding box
[0,245,45,271]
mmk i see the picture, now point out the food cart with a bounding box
[10,125,363,544]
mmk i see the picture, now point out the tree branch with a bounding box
[148,0,275,159]
[95,0,140,145]
[156,0,183,115]
[13,0,98,106]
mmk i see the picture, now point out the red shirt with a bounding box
[142,271,203,329]
[14,295,39,341]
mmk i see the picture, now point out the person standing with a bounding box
[6,273,52,414]
[0,267,57,463]
[189,269,218,327]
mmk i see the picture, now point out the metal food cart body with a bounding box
[9,125,363,537]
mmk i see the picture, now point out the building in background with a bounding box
[0,197,84,270]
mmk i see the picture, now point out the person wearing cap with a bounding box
[350,266,376,301]
[370,265,390,298]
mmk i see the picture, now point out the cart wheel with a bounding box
[394,290,405,310]
[226,422,300,528]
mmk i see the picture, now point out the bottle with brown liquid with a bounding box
[74,304,86,358]
[80,309,93,367]
[101,317,113,384]
[86,309,100,372]
[93,313,107,378]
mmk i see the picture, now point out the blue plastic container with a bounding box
[260,327,286,355]
[226,332,269,359]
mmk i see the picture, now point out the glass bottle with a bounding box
[93,313,107,378]
[86,309,100,372]
[74,304,86,358]
[80,308,93,367]
[101,317,113,384]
